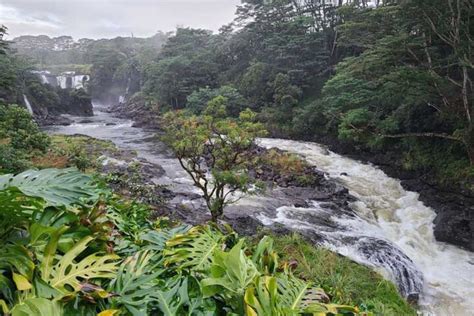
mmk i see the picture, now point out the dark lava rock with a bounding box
[109,94,161,129]
[38,115,73,126]
[224,215,264,236]
[79,119,94,124]
[56,88,93,116]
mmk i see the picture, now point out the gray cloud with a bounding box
[0,0,241,39]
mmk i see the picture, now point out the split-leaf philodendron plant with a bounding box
[0,168,367,315]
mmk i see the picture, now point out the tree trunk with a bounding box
[210,194,225,222]
[466,124,474,165]
[468,145,474,166]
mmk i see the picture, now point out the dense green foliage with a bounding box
[0,105,50,173]
[299,1,473,180]
[0,168,377,315]
[74,0,471,188]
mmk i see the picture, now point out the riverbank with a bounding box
[110,98,473,251]
[41,118,418,315]
[45,103,474,314]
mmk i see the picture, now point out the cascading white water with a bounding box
[125,77,131,95]
[258,138,474,316]
[43,106,472,315]
[70,75,88,89]
[57,75,68,89]
[40,72,88,90]
[22,94,34,115]
[40,74,48,84]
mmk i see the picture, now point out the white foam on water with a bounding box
[258,138,474,316]
[22,94,34,115]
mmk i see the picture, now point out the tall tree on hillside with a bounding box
[321,0,474,164]
[411,0,474,164]
[144,28,219,108]
[0,25,8,55]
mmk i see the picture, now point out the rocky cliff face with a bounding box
[23,79,93,125]
[55,88,93,116]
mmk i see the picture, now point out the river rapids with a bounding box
[45,104,474,315]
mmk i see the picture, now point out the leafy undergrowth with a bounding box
[270,235,416,316]
[0,168,381,315]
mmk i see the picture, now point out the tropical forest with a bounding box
[0,0,472,315]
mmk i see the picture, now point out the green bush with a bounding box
[0,104,50,173]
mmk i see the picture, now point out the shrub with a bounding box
[0,104,50,173]
[162,96,267,221]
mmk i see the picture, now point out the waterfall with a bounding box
[22,94,34,115]
[257,138,474,315]
[125,77,131,95]
[57,75,68,89]
[71,75,89,89]
[40,74,48,84]
[118,95,125,103]
[37,72,89,90]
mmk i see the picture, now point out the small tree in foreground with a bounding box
[162,96,267,221]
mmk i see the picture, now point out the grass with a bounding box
[262,148,308,175]
[32,135,117,171]
[50,134,116,155]
[269,234,417,316]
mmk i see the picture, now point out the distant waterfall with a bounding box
[22,94,34,115]
[40,74,48,84]
[34,71,89,90]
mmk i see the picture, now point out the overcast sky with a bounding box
[0,0,241,40]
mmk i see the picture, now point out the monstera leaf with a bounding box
[245,273,358,316]
[140,225,191,252]
[201,239,259,299]
[277,273,314,311]
[164,225,224,272]
[155,271,221,315]
[0,168,101,206]
[151,276,199,316]
[10,298,62,316]
[0,244,35,281]
[0,187,45,235]
[43,236,119,294]
[109,250,164,315]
